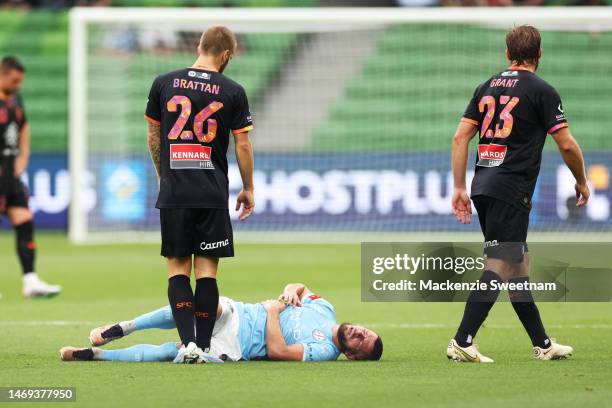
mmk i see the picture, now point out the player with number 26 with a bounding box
[143,26,255,364]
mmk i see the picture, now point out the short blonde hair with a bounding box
[198,26,237,57]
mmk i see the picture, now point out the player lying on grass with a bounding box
[60,283,383,363]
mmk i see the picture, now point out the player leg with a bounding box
[89,305,176,346]
[487,203,571,358]
[89,303,226,346]
[60,342,180,362]
[193,256,219,352]
[507,253,550,348]
[6,183,61,298]
[160,208,197,354]
[448,196,501,363]
[506,251,573,359]
[192,209,234,360]
[501,210,550,350]
[167,257,196,348]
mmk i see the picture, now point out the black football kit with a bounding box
[0,93,29,215]
[461,68,568,260]
[145,68,253,258]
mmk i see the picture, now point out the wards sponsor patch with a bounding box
[477,144,507,167]
[170,144,214,169]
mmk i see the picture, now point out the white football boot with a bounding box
[533,339,573,360]
[22,273,62,298]
[173,342,200,364]
[194,348,224,364]
[447,339,494,363]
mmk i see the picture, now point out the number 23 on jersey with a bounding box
[478,95,520,139]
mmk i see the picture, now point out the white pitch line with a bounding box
[364,323,612,329]
[0,321,98,326]
[1,321,611,329]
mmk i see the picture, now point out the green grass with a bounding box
[0,232,611,407]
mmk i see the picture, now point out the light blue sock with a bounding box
[99,342,178,362]
[134,306,176,330]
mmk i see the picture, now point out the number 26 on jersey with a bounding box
[166,95,224,143]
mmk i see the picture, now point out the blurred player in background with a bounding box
[60,283,383,363]
[145,27,255,363]
[0,56,61,299]
[449,26,589,362]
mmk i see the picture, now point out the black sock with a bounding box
[509,277,550,349]
[168,275,196,346]
[15,221,35,275]
[194,277,219,350]
[454,270,501,347]
[73,348,94,361]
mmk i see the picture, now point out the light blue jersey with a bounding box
[235,294,341,361]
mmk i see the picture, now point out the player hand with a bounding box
[262,299,286,313]
[280,290,301,307]
[235,189,255,221]
[575,182,590,207]
[452,187,472,224]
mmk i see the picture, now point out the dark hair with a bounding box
[506,25,541,66]
[367,336,383,361]
[1,56,25,73]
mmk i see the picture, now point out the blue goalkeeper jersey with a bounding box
[235,294,341,361]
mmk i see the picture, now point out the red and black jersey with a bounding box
[0,93,27,194]
[145,68,253,209]
[462,68,568,211]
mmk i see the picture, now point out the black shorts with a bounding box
[159,208,234,258]
[472,195,529,263]
[0,179,29,215]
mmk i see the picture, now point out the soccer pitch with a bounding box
[0,232,611,407]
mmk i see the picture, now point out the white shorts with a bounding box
[209,297,242,361]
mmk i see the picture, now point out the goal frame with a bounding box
[69,6,612,244]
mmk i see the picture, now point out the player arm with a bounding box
[451,121,478,224]
[234,132,253,191]
[233,132,255,221]
[280,283,312,307]
[452,121,478,189]
[551,126,589,206]
[14,122,30,177]
[147,121,162,181]
[263,300,304,361]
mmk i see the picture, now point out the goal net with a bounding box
[69,7,612,244]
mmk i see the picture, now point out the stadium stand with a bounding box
[0,11,68,152]
[0,10,298,153]
[4,9,612,155]
[312,24,612,151]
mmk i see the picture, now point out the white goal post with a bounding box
[69,7,612,244]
